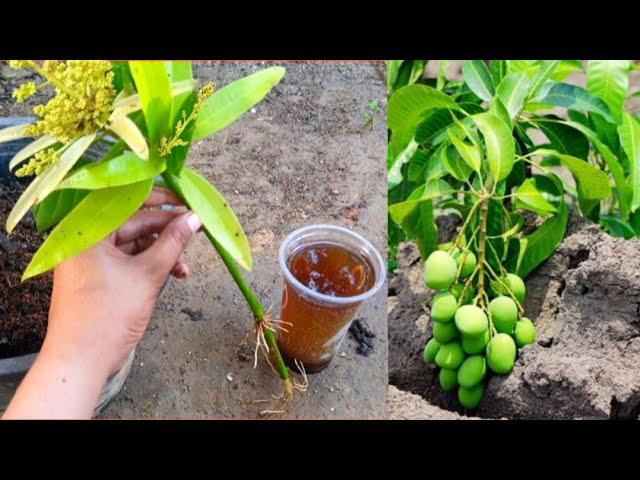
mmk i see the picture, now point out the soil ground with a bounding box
[0,61,388,418]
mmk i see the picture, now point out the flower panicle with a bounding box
[159,82,215,157]
[15,148,59,177]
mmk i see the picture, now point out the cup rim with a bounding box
[278,224,386,305]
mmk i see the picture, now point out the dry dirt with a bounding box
[0,61,388,419]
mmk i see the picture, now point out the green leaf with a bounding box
[496,72,533,118]
[559,120,631,218]
[415,109,454,144]
[405,200,438,259]
[600,215,636,239]
[387,60,403,93]
[535,148,612,213]
[618,112,640,211]
[462,60,494,101]
[442,144,473,181]
[23,179,153,280]
[448,128,481,172]
[192,66,285,142]
[491,60,508,86]
[540,82,613,123]
[176,168,252,271]
[33,189,89,232]
[552,60,584,81]
[129,61,172,143]
[533,118,589,159]
[389,179,455,227]
[57,151,165,190]
[514,178,557,216]
[515,202,569,278]
[436,60,451,90]
[166,61,194,118]
[587,60,629,123]
[472,112,515,181]
[388,139,418,189]
[528,60,561,99]
[388,84,460,163]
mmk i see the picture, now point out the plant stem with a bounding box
[162,171,290,381]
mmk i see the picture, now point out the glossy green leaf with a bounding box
[552,60,584,81]
[535,148,612,202]
[389,179,455,227]
[528,60,560,100]
[496,72,533,118]
[448,128,481,172]
[415,109,455,144]
[515,202,569,278]
[23,179,153,280]
[33,189,89,232]
[192,66,285,142]
[514,178,557,216]
[559,120,631,217]
[166,61,194,119]
[129,61,172,143]
[618,112,640,211]
[388,84,460,164]
[540,82,613,123]
[177,168,252,271]
[534,118,589,159]
[472,112,515,181]
[462,60,494,101]
[442,144,473,181]
[57,151,165,190]
[587,60,629,123]
[491,60,508,86]
[388,139,418,189]
[600,215,636,239]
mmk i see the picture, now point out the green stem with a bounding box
[162,171,290,381]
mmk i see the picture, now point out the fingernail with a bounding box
[186,212,202,233]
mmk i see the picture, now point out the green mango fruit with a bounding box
[489,296,518,334]
[433,321,459,344]
[424,251,457,290]
[461,329,490,354]
[431,291,457,323]
[457,355,487,388]
[486,333,516,374]
[423,338,441,364]
[515,318,536,347]
[454,305,488,337]
[435,341,465,370]
[492,273,526,304]
[439,368,459,391]
[454,250,477,278]
[458,383,485,409]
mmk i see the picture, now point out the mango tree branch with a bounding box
[162,171,290,382]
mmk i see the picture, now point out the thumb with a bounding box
[139,211,202,281]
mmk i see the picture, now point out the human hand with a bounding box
[3,187,202,419]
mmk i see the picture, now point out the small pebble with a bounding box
[330,407,336,413]
[226,373,235,382]
[250,108,257,114]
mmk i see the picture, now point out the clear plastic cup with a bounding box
[276,224,385,373]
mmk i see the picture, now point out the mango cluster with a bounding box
[422,250,536,410]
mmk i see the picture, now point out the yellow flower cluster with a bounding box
[12,82,37,103]
[8,60,29,69]
[15,148,59,177]
[20,61,116,143]
[159,82,215,157]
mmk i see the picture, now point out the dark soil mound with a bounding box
[0,181,51,358]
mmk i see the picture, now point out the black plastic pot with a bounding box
[0,117,134,415]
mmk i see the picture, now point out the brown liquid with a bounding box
[277,242,375,373]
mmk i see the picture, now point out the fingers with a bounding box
[137,212,202,282]
[115,209,183,246]
[144,187,184,208]
[170,259,190,279]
